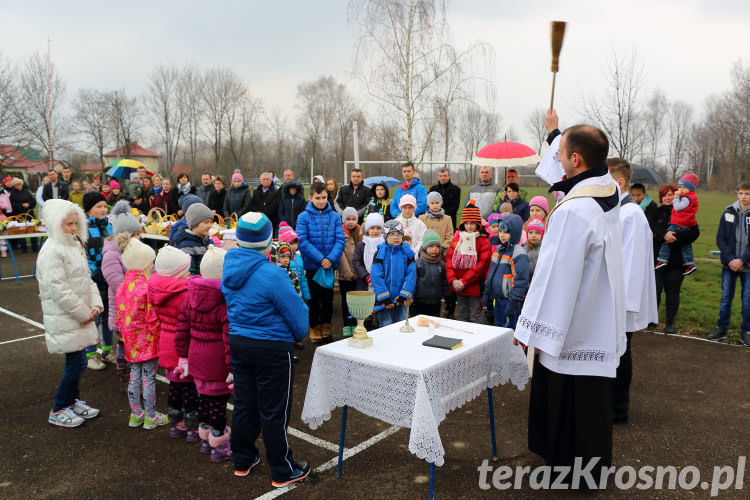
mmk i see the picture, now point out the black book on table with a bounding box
[422,335,463,350]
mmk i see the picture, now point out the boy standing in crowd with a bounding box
[710,180,750,346]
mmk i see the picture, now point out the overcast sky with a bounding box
[1,0,749,155]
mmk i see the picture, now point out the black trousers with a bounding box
[412,301,442,317]
[612,331,634,419]
[655,268,683,325]
[444,291,457,317]
[528,358,612,485]
[229,339,298,481]
[339,279,358,327]
[306,270,333,327]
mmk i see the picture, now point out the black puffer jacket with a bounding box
[334,182,371,217]
[278,180,306,228]
[224,183,252,218]
[251,184,281,228]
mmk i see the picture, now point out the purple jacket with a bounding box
[175,275,231,396]
[101,238,126,332]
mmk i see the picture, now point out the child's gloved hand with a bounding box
[176,357,189,379]
[395,296,405,307]
[225,372,234,391]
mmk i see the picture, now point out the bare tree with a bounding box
[178,65,205,167]
[227,90,263,171]
[0,52,20,145]
[9,52,68,163]
[72,88,110,167]
[106,89,141,158]
[201,67,245,171]
[524,108,548,154]
[146,65,184,173]
[296,76,337,176]
[666,100,694,181]
[267,104,289,173]
[642,87,668,168]
[582,49,646,161]
[458,103,499,181]
[349,0,489,162]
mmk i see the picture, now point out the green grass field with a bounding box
[456,185,745,343]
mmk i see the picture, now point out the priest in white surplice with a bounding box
[514,118,626,482]
[607,158,659,424]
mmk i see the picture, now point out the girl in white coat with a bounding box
[37,199,104,428]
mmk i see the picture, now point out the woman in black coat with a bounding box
[8,178,38,252]
[208,176,228,216]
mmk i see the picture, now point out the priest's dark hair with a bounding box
[564,125,609,169]
[630,183,646,193]
[606,157,632,184]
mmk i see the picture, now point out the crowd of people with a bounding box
[2,116,748,488]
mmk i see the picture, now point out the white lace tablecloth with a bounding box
[301,316,530,466]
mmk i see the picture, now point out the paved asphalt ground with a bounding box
[1,251,748,499]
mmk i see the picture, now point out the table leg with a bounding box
[429,462,435,500]
[337,405,348,478]
[8,243,20,285]
[487,388,498,461]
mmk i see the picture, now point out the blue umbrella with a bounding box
[364,176,401,188]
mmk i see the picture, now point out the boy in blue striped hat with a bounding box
[221,212,311,487]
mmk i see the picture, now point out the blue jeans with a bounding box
[378,305,407,327]
[657,225,694,265]
[717,268,750,331]
[492,298,520,329]
[86,282,113,355]
[53,350,87,411]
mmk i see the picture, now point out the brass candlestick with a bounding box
[400,298,415,333]
[347,291,375,348]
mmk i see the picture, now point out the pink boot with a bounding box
[198,424,212,455]
[208,427,231,463]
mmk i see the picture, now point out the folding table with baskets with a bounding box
[0,215,47,284]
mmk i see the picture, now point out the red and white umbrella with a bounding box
[471,141,541,168]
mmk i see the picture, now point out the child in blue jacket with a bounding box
[172,203,213,275]
[371,220,417,327]
[484,214,529,329]
[296,183,345,343]
[221,212,310,487]
[709,180,750,346]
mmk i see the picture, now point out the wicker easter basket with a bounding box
[5,215,29,235]
[162,214,178,236]
[144,207,166,235]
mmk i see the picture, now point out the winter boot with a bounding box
[185,412,201,443]
[198,424,212,454]
[168,409,186,438]
[209,427,231,463]
[309,325,324,344]
[320,323,333,342]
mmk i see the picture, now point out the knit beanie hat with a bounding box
[313,175,325,184]
[529,196,549,215]
[427,191,443,205]
[83,191,107,214]
[236,212,273,250]
[526,218,546,238]
[487,213,503,226]
[278,221,298,244]
[277,242,292,259]
[678,173,698,192]
[421,229,441,250]
[200,244,227,280]
[383,219,404,237]
[122,238,156,271]
[364,213,384,232]
[342,206,358,221]
[111,200,142,234]
[185,203,213,229]
[461,199,482,225]
[399,194,417,209]
[178,194,202,213]
[232,169,244,183]
[109,180,120,190]
[154,245,191,278]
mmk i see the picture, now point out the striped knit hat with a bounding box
[678,173,698,192]
[278,221,298,244]
[461,199,482,225]
[421,229,441,250]
[236,212,273,250]
[526,218,545,238]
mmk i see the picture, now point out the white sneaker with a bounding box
[71,399,100,419]
[102,350,117,364]
[48,407,84,428]
[87,353,106,371]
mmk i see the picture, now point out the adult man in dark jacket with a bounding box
[196,171,214,205]
[334,168,371,219]
[251,172,281,231]
[9,177,38,252]
[429,168,461,228]
[42,168,70,201]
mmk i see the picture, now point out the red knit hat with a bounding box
[678,173,699,191]
[461,199,482,225]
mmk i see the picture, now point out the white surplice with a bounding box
[515,172,627,378]
[620,194,659,332]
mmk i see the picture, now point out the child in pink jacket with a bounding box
[115,238,167,430]
[175,245,232,462]
[147,245,198,442]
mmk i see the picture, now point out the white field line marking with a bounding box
[154,374,340,453]
[646,329,748,347]
[253,425,402,500]
[0,305,44,329]
[0,333,45,345]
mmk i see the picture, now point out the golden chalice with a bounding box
[346,291,375,348]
